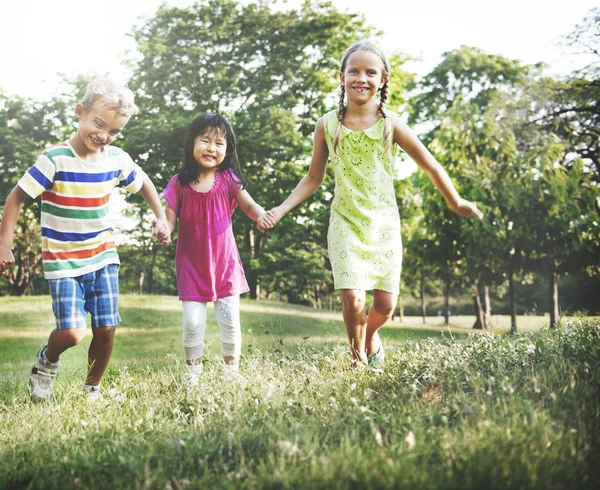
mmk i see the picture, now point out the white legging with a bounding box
[182,295,242,360]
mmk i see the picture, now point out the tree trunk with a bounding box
[420,274,427,323]
[138,271,144,295]
[548,265,560,328]
[508,268,517,334]
[443,281,450,326]
[147,246,158,294]
[472,282,491,329]
[483,284,492,329]
[246,229,259,299]
[472,282,484,329]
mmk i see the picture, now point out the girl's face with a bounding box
[193,127,227,172]
[340,50,387,105]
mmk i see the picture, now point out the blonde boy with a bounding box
[0,78,169,400]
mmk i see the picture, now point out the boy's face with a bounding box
[73,100,131,156]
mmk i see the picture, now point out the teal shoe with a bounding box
[367,343,385,368]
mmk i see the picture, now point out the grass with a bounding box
[0,294,599,489]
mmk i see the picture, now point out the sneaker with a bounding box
[28,345,59,401]
[83,384,103,401]
[368,343,385,368]
[221,364,241,381]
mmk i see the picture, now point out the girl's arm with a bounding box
[268,118,329,226]
[393,120,483,220]
[235,190,266,222]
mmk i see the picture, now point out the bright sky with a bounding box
[0,0,597,100]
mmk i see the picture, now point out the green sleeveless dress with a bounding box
[323,109,402,294]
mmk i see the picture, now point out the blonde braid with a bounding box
[378,82,392,152]
[333,85,346,154]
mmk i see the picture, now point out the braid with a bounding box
[333,85,346,154]
[379,82,392,152]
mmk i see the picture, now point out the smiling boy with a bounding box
[0,78,169,400]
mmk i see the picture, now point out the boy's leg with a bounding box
[214,295,241,370]
[340,289,368,364]
[365,290,397,356]
[85,326,116,385]
[85,265,121,391]
[45,328,87,362]
[182,301,207,381]
[29,276,88,400]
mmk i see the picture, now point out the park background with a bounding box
[1,0,598,330]
[1,2,599,489]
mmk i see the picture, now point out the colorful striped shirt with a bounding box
[18,142,145,279]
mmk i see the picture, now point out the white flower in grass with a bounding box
[404,431,416,450]
[276,440,299,457]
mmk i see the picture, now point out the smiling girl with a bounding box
[155,113,270,385]
[259,40,483,369]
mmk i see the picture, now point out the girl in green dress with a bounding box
[258,40,483,369]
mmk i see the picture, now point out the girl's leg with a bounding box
[365,290,397,356]
[340,289,368,364]
[214,295,242,369]
[182,301,207,376]
[85,326,116,385]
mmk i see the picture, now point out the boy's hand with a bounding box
[152,218,171,245]
[0,243,15,276]
[257,210,278,232]
[452,199,483,221]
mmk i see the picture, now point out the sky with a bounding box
[0,0,597,101]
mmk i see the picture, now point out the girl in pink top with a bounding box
[156,113,271,385]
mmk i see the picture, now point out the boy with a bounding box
[0,78,169,400]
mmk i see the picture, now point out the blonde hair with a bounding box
[80,78,138,118]
[333,40,392,154]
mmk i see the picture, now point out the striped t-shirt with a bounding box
[18,142,145,279]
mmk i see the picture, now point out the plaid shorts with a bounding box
[48,264,122,330]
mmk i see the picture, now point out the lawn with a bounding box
[0,294,598,489]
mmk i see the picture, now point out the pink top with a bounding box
[164,169,250,302]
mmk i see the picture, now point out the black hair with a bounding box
[178,113,246,188]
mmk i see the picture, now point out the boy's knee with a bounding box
[63,327,87,346]
[92,326,116,343]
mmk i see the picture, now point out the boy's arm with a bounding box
[139,173,169,222]
[0,185,29,274]
[393,120,483,220]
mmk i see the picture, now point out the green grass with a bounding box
[0,295,599,489]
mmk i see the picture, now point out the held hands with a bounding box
[452,199,484,221]
[151,218,172,245]
[256,208,282,232]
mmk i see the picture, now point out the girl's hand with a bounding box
[152,219,172,245]
[452,199,484,221]
[257,208,283,232]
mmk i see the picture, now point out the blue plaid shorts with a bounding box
[48,264,122,330]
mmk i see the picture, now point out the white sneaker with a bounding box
[83,384,103,401]
[221,364,241,381]
[28,345,59,401]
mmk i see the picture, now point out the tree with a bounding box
[541,8,600,183]
[0,92,67,295]
[122,0,376,301]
